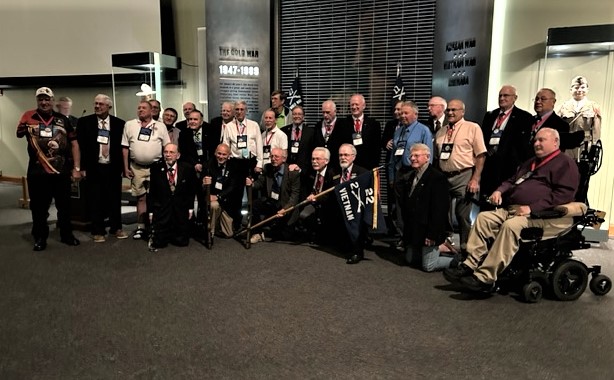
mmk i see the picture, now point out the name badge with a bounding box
[97,129,110,144]
[237,135,247,149]
[440,143,453,160]
[489,137,500,146]
[263,145,271,159]
[514,171,533,185]
[197,149,203,156]
[40,125,53,138]
[215,182,223,190]
[394,148,404,156]
[291,141,299,154]
[138,127,152,142]
[271,192,280,200]
[352,132,363,146]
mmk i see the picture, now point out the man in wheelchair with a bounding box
[443,128,580,292]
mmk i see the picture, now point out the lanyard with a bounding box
[293,126,302,141]
[494,110,511,130]
[235,119,246,135]
[530,150,561,171]
[265,130,275,145]
[36,113,54,128]
[354,118,361,133]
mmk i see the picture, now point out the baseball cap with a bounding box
[35,87,54,98]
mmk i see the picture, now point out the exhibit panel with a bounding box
[539,24,614,237]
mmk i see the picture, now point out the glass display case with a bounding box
[111,52,181,120]
[539,24,614,241]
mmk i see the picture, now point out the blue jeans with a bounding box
[405,245,453,272]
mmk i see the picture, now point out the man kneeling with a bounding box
[443,128,579,291]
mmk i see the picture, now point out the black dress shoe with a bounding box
[459,275,494,292]
[60,236,80,246]
[346,254,363,264]
[443,263,473,283]
[33,239,47,251]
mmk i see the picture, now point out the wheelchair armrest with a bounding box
[530,209,566,219]
[553,202,587,217]
[530,202,588,219]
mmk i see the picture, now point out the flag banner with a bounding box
[335,168,387,244]
[391,70,405,110]
[286,75,304,110]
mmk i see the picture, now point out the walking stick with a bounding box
[244,184,254,248]
[203,183,213,249]
[147,212,157,252]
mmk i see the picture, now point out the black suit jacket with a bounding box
[480,106,533,196]
[534,112,574,151]
[344,115,382,170]
[281,123,317,171]
[207,117,225,157]
[178,126,211,167]
[175,119,188,132]
[76,113,125,174]
[300,166,338,202]
[313,118,353,168]
[422,117,448,136]
[203,157,242,217]
[148,160,197,215]
[395,165,449,246]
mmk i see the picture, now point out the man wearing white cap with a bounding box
[16,87,82,251]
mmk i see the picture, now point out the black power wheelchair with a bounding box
[493,139,612,303]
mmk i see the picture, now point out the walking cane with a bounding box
[244,184,254,249]
[203,183,213,249]
[147,212,157,252]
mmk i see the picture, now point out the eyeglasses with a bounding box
[445,108,462,113]
[409,153,427,158]
[339,153,355,157]
[427,104,444,107]
[311,157,326,161]
[534,97,554,102]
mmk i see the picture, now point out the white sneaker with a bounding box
[250,233,265,244]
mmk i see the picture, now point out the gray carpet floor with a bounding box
[1,182,613,379]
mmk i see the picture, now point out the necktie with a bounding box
[532,116,542,132]
[293,126,301,141]
[272,171,282,194]
[342,168,350,182]
[100,120,109,158]
[435,120,441,133]
[354,119,361,133]
[168,166,175,187]
[409,171,419,196]
[315,173,323,194]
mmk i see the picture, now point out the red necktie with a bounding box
[315,173,323,193]
[168,166,175,186]
[354,119,361,133]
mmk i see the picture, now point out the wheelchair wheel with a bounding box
[589,274,612,296]
[522,281,543,303]
[551,260,588,301]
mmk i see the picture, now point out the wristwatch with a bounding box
[74,166,81,171]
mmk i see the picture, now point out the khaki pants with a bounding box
[210,201,234,237]
[465,208,574,283]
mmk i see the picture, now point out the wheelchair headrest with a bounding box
[553,202,587,217]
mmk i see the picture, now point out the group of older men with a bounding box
[17,86,582,284]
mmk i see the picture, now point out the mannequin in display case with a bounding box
[557,75,602,160]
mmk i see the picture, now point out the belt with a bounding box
[443,167,472,177]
